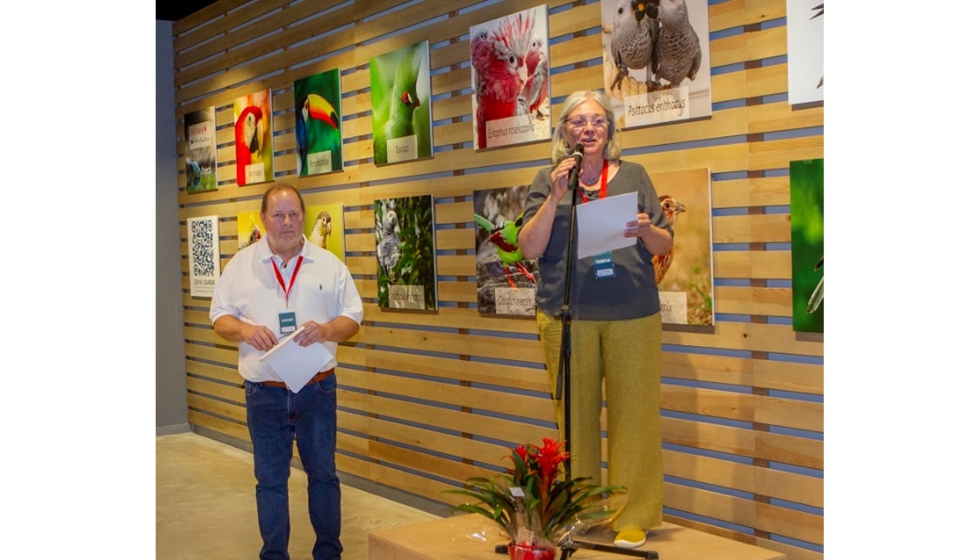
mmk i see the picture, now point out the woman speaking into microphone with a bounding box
[517,90,674,549]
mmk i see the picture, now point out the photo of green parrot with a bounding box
[474,213,536,288]
[294,69,342,176]
[370,41,432,165]
[473,186,540,316]
[790,158,824,333]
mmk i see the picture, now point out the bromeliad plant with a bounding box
[446,438,625,550]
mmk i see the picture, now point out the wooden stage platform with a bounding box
[369,514,786,560]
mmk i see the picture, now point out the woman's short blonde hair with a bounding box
[550,90,621,164]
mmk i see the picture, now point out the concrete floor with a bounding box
[157,432,441,559]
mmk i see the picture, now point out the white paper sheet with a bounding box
[258,326,333,393]
[575,192,638,258]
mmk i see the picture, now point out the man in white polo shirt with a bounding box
[210,183,363,560]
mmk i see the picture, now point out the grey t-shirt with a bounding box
[523,160,673,321]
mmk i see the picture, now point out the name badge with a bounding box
[593,251,615,279]
[278,309,297,335]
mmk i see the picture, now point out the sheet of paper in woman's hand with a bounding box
[575,192,638,258]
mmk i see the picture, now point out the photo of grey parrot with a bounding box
[654,0,702,90]
[309,210,332,250]
[377,209,402,281]
[609,0,659,92]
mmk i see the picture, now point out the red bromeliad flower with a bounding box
[535,438,569,492]
[514,444,530,464]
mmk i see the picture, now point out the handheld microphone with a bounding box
[567,143,585,191]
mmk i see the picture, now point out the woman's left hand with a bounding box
[625,212,652,239]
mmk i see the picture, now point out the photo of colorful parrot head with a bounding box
[234,90,273,186]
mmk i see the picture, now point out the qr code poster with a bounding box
[188,215,220,298]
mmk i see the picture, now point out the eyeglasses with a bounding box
[566,116,608,130]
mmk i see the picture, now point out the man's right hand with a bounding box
[242,324,279,352]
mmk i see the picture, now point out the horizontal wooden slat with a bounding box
[714,251,791,279]
[664,449,822,508]
[711,177,788,209]
[188,409,250,443]
[666,483,756,527]
[715,286,792,317]
[757,538,823,560]
[185,359,241,386]
[713,214,790,244]
[337,391,555,466]
[187,392,245,424]
[186,376,244,404]
[757,502,823,545]
[663,321,822,357]
[663,352,823,396]
[342,346,549,393]
[340,368,553,423]
[336,452,459,507]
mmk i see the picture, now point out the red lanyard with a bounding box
[271,255,304,307]
[579,159,610,203]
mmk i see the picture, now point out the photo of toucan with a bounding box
[294,69,343,176]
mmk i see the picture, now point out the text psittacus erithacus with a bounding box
[377,209,402,280]
[610,0,659,92]
[655,0,701,90]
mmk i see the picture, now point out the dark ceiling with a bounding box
[157,0,221,21]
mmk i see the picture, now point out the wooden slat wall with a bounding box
[171,1,823,559]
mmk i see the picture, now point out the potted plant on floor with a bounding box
[446,438,625,560]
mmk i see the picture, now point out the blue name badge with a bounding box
[278,310,297,335]
[593,251,615,279]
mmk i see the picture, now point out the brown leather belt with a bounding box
[257,368,334,389]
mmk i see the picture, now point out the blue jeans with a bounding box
[244,375,342,560]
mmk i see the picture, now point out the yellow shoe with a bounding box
[614,529,647,549]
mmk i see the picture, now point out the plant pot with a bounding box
[508,543,555,560]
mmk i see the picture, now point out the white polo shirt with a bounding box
[210,236,364,382]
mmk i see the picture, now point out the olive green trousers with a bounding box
[536,311,664,531]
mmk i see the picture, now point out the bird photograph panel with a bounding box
[647,168,714,326]
[370,41,433,166]
[469,4,551,150]
[601,0,712,129]
[184,107,217,194]
[474,186,540,316]
[234,89,274,186]
[790,158,824,334]
[236,211,266,252]
[294,70,343,176]
[304,203,345,262]
[787,1,824,106]
[374,195,437,311]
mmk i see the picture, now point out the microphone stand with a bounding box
[556,170,580,478]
